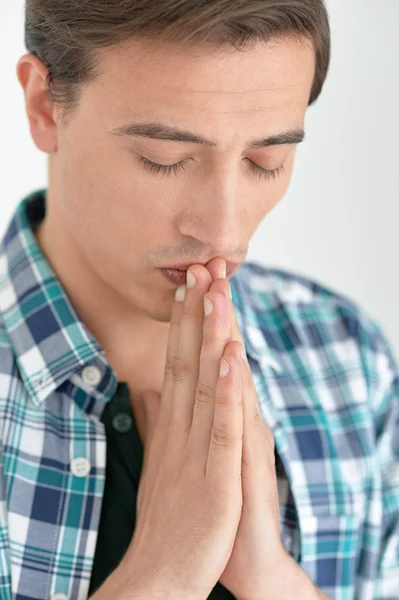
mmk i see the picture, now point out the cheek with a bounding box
[251,179,289,221]
[61,134,166,238]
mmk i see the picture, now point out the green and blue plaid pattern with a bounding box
[0,189,398,599]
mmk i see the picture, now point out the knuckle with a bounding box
[230,340,243,354]
[202,329,220,345]
[170,354,190,381]
[164,358,172,377]
[211,425,243,448]
[215,391,232,406]
[196,380,214,405]
[164,356,174,377]
[211,426,231,448]
[202,325,229,346]
[254,411,262,427]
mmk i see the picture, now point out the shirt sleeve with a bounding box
[369,323,399,598]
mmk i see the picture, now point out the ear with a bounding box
[16,53,59,154]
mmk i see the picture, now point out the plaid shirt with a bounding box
[0,189,398,600]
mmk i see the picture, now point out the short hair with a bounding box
[25,0,331,123]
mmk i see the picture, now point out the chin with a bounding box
[136,292,175,324]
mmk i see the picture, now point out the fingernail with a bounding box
[220,359,230,378]
[187,269,196,288]
[229,284,232,300]
[204,298,213,317]
[221,263,227,278]
[240,346,246,361]
[175,285,186,302]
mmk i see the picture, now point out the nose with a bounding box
[178,167,243,255]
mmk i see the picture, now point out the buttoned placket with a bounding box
[48,363,110,600]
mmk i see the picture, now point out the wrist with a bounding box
[237,550,322,600]
[107,553,205,600]
[267,551,317,600]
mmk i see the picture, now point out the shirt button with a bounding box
[51,594,69,600]
[71,457,91,477]
[82,365,102,387]
[112,413,133,433]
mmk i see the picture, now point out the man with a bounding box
[0,0,398,598]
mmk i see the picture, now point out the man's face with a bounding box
[51,36,315,322]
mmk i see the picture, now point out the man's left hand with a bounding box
[206,259,287,600]
[206,259,331,600]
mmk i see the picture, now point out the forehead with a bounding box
[90,37,315,127]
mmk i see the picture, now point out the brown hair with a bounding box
[25,0,330,123]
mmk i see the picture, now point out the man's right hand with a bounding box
[94,262,245,600]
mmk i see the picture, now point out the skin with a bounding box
[129,266,330,600]
[17,35,314,395]
[17,34,330,598]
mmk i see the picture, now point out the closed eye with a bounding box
[137,155,285,181]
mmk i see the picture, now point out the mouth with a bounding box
[160,263,239,286]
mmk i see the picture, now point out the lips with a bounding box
[161,268,189,285]
[162,263,239,277]
[160,262,240,287]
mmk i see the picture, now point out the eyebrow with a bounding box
[110,121,305,150]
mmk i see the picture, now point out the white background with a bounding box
[1,0,399,358]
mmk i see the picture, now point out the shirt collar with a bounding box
[0,189,281,407]
[0,189,106,406]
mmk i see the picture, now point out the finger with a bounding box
[142,281,190,482]
[188,291,231,464]
[222,318,263,422]
[209,278,259,420]
[137,269,212,515]
[205,257,227,281]
[209,278,244,348]
[155,284,186,432]
[167,265,213,445]
[223,344,271,509]
[222,340,259,425]
[205,352,244,490]
[210,278,267,441]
